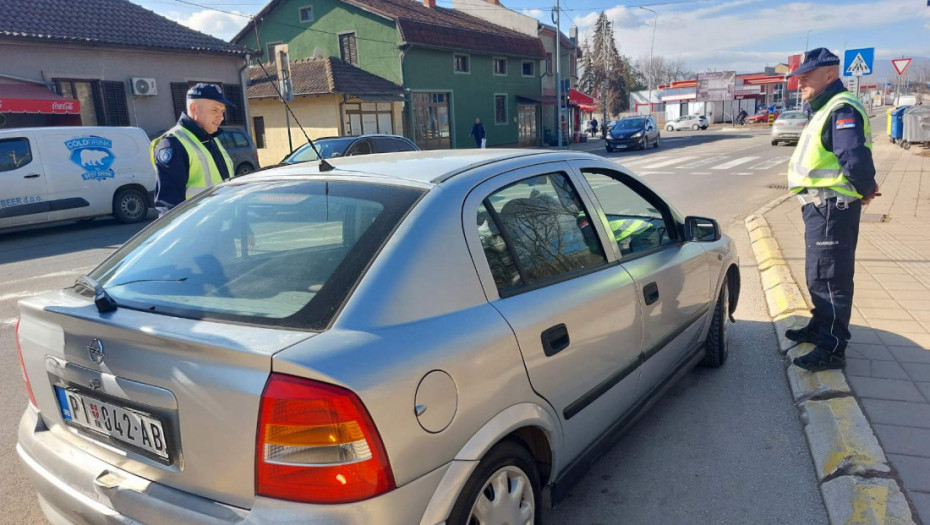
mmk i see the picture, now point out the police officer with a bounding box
[152,83,235,216]
[783,48,879,372]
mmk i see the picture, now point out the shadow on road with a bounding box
[0,216,153,265]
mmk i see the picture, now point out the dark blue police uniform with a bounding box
[153,114,231,216]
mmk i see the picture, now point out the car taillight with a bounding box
[256,373,395,504]
[15,320,38,409]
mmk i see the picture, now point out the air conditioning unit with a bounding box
[131,78,157,96]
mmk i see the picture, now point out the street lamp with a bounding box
[640,6,657,115]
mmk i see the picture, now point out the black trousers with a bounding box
[802,198,861,354]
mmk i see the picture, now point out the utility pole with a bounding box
[553,1,562,148]
[601,16,608,137]
[641,7,657,115]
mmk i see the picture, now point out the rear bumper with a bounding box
[18,408,449,525]
[771,130,801,140]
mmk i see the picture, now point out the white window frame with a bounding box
[494,93,507,125]
[298,5,314,23]
[454,53,471,74]
[492,57,507,76]
[521,60,535,77]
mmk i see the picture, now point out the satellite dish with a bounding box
[134,78,150,95]
[312,47,327,60]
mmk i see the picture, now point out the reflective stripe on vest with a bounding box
[609,218,652,242]
[150,125,234,199]
[787,91,872,198]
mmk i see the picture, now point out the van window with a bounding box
[232,132,250,148]
[0,138,33,172]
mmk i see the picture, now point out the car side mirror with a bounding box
[685,216,720,242]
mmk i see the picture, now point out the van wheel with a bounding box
[113,188,149,224]
[235,163,254,176]
[448,440,542,525]
[701,277,729,368]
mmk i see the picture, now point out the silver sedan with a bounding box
[772,110,809,145]
[16,149,739,524]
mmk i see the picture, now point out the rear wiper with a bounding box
[75,275,118,314]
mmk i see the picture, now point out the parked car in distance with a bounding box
[16,149,739,525]
[282,134,418,165]
[218,127,261,176]
[771,110,809,145]
[606,116,661,152]
[665,115,708,131]
[746,108,781,124]
[0,126,154,231]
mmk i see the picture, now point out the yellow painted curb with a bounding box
[752,237,784,268]
[749,225,774,244]
[773,313,812,353]
[800,397,890,482]
[821,476,915,525]
[760,264,795,292]
[787,345,851,401]
[766,281,808,318]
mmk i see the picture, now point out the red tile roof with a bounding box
[248,57,403,99]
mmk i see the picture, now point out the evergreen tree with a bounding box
[588,12,635,115]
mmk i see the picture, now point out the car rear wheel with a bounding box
[701,277,729,368]
[771,140,779,146]
[448,440,541,525]
[691,124,699,130]
[666,125,674,131]
[235,163,254,176]
[113,187,149,224]
[654,136,660,148]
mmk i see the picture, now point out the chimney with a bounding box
[487,0,500,5]
[423,0,435,7]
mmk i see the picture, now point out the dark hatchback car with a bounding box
[606,116,661,152]
[218,127,261,176]
[282,134,419,165]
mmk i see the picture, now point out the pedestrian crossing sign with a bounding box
[843,48,874,77]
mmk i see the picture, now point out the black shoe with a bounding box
[793,347,845,372]
[785,326,819,344]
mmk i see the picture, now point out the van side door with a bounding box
[0,131,48,228]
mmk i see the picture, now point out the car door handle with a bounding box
[541,324,570,357]
[644,282,660,305]
[24,173,40,178]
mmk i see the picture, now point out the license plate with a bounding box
[617,145,628,149]
[55,386,169,459]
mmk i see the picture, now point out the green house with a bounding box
[233,0,546,149]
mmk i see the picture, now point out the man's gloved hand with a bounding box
[862,183,881,205]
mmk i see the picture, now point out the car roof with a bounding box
[240,149,589,187]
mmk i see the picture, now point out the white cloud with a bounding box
[521,8,545,18]
[169,9,249,41]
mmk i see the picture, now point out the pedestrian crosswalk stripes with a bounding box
[613,152,790,175]
[678,156,728,169]
[711,156,760,170]
[639,156,698,169]
[750,156,793,170]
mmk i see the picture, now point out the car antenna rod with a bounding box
[252,21,335,172]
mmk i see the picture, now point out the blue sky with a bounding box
[137,0,929,76]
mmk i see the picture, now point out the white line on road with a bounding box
[639,156,698,169]
[615,156,669,167]
[712,156,760,170]
[5,266,95,284]
[678,156,726,169]
[1,317,18,326]
[751,156,792,170]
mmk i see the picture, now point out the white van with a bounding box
[0,126,155,231]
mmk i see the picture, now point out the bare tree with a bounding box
[635,54,694,88]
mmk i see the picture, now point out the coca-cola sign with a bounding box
[0,96,81,115]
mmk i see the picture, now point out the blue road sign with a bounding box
[843,47,874,77]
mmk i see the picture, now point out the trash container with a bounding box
[886,107,895,142]
[890,106,910,144]
[900,106,930,151]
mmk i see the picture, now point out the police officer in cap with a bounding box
[152,83,235,216]
[784,48,879,371]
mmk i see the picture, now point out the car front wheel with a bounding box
[666,125,674,131]
[701,277,730,368]
[771,140,779,146]
[448,440,541,525]
[692,124,699,130]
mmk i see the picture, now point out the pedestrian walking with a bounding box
[151,83,235,217]
[470,118,487,148]
[783,48,880,372]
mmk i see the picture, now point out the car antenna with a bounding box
[252,21,334,172]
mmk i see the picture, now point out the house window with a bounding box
[454,54,470,73]
[266,41,283,62]
[522,61,535,77]
[495,94,507,125]
[339,33,358,66]
[253,116,266,149]
[299,5,314,22]
[493,58,507,76]
[546,53,553,75]
[55,79,129,127]
[570,54,577,77]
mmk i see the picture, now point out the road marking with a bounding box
[0,291,47,302]
[735,172,753,176]
[751,156,792,170]
[12,266,95,284]
[712,156,760,170]
[678,156,727,169]
[633,171,672,176]
[639,156,698,169]
[1,318,17,326]
[616,155,669,167]
[691,172,711,175]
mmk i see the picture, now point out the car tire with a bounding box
[666,125,674,132]
[771,140,779,146]
[235,163,254,176]
[701,277,729,368]
[606,146,613,153]
[447,440,542,525]
[691,124,699,130]
[654,136,660,148]
[701,126,708,130]
[113,187,149,224]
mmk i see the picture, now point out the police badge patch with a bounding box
[157,148,173,165]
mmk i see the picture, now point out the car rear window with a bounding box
[89,180,423,330]
[779,112,806,120]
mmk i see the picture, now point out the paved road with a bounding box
[1,128,827,523]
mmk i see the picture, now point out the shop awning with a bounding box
[517,94,544,104]
[578,104,598,113]
[569,88,595,106]
[0,83,80,114]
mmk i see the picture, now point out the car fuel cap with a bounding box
[414,370,457,433]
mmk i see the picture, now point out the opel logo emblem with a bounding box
[87,338,105,364]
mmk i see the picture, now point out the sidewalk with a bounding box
[765,138,930,522]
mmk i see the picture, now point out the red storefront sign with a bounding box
[0,84,81,114]
[787,54,802,91]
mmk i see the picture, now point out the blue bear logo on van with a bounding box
[65,136,116,181]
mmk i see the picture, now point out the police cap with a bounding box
[186,83,236,107]
[787,48,841,77]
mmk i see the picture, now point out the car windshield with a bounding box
[615,118,646,129]
[283,138,357,164]
[88,180,423,330]
[779,111,807,120]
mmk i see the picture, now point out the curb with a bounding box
[745,195,916,525]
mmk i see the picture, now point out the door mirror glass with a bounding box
[685,216,720,242]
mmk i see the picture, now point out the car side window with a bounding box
[232,132,250,148]
[347,140,372,156]
[372,138,397,153]
[581,169,676,256]
[393,138,417,152]
[0,138,33,172]
[478,172,607,292]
